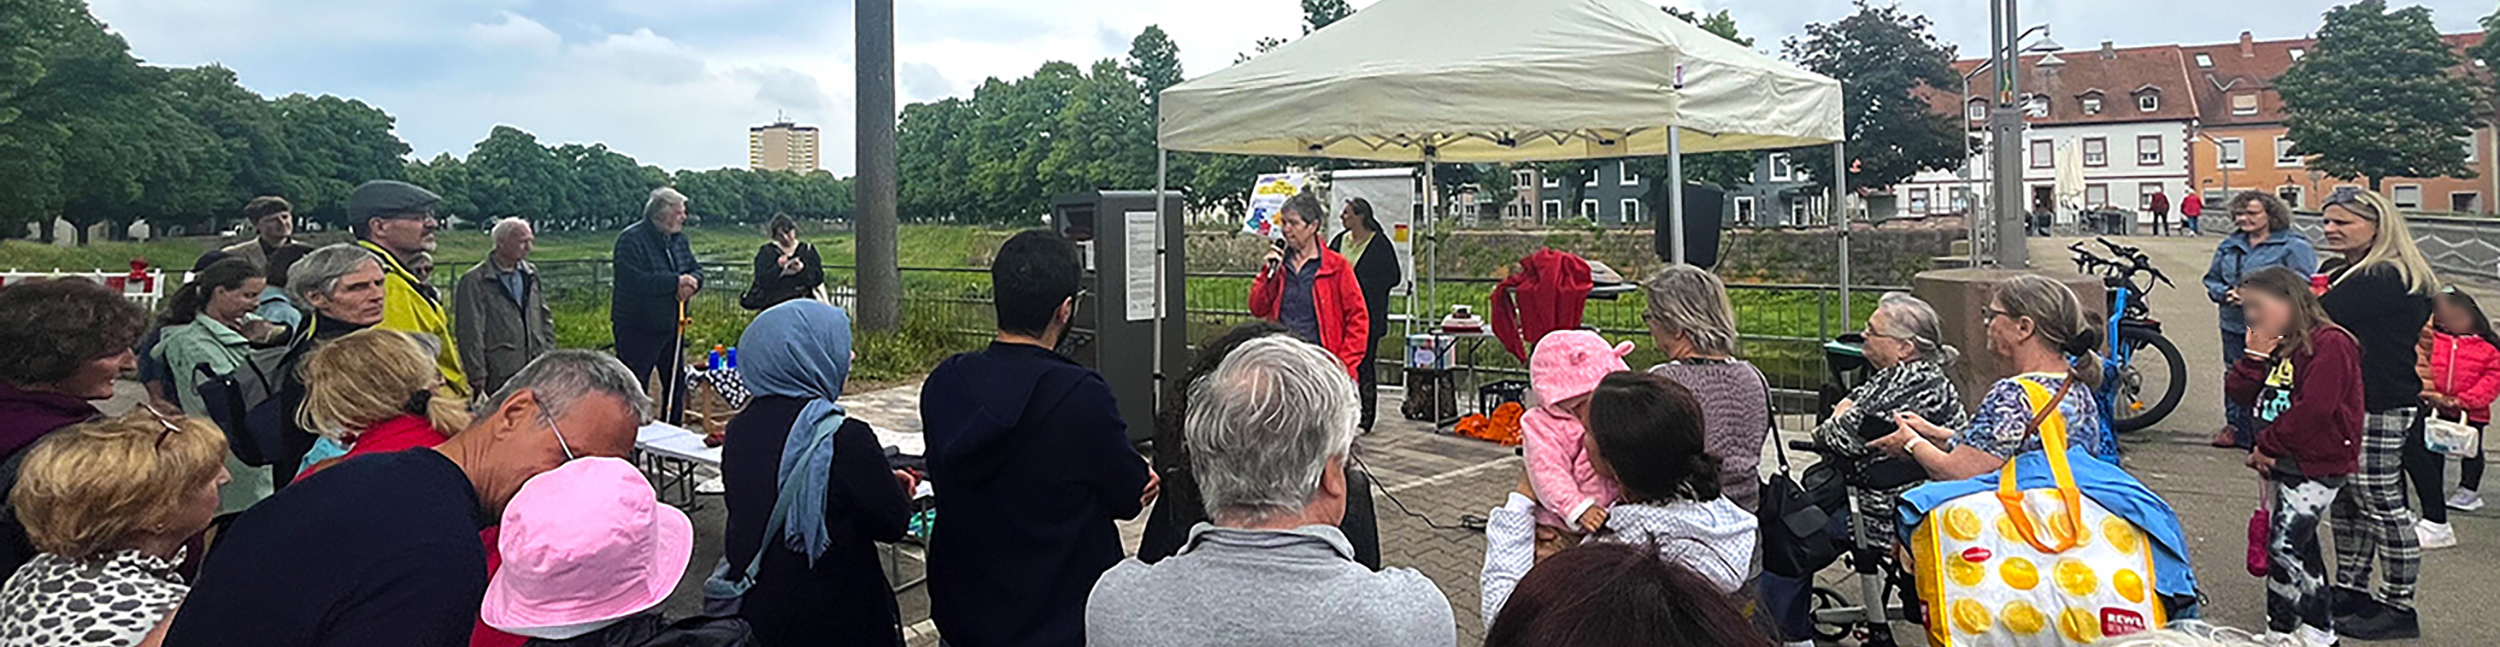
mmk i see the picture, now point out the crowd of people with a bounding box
[0,178,2482,647]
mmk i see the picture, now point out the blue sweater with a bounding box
[2203,229,2318,333]
[919,342,1151,647]
[610,220,704,333]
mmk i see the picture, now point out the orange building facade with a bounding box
[2180,32,2496,214]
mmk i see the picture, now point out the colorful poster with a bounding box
[1244,173,1303,238]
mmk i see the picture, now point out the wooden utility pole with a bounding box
[854,0,901,330]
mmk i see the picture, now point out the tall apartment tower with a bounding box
[748,120,821,172]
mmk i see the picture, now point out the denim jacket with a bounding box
[2203,229,2318,333]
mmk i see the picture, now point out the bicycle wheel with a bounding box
[2110,325,2186,433]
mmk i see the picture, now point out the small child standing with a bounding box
[2421,289,2500,518]
[2225,267,2366,647]
[1523,330,1635,536]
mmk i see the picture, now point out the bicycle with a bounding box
[2068,238,2188,434]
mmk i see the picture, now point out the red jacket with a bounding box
[1250,248,1370,378]
[1490,249,1593,362]
[2421,329,2500,424]
[2226,326,2365,478]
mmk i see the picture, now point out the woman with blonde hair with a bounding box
[2312,188,2438,640]
[1,409,230,646]
[292,329,472,478]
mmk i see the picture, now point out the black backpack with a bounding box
[194,336,302,467]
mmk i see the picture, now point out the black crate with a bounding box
[1477,379,1532,414]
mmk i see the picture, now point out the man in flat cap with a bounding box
[350,179,469,396]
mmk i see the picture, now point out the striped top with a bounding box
[1646,359,1771,512]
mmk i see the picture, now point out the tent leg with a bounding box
[1668,128,1685,265]
[1154,148,1168,411]
[1425,151,1438,319]
[1834,142,1850,319]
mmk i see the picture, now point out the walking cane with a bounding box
[664,299,688,425]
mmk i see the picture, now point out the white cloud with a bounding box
[467,11,561,53]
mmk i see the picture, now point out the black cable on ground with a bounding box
[1351,451,1488,532]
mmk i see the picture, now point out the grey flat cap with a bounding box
[348,180,441,223]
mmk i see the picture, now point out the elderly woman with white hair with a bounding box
[1809,293,1971,551]
[1086,336,1457,647]
[1640,264,1771,512]
[268,243,391,486]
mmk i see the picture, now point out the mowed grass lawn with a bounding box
[5,224,1874,389]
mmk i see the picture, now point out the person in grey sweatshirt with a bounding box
[1479,372,1759,621]
[1085,336,1456,647]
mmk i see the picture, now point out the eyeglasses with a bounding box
[138,401,182,449]
[537,406,577,462]
[1978,307,2011,324]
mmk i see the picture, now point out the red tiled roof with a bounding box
[1914,31,2489,128]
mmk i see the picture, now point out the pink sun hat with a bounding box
[479,457,694,639]
[1529,329,1636,405]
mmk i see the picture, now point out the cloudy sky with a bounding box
[87,0,2497,175]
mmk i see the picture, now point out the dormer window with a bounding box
[2025,95,2049,118]
[2138,92,2160,112]
[2288,48,2306,61]
[2232,93,2259,116]
[2081,94,2104,115]
[1967,100,1987,121]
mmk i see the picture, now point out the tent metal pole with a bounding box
[1424,149,1439,318]
[1834,142,1851,320]
[1668,128,1685,265]
[1154,148,1169,411]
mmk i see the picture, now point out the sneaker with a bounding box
[2450,489,2485,512]
[2329,586,2374,620]
[2339,601,2420,641]
[2416,519,2457,549]
[2297,624,2339,647]
[2211,427,2241,448]
[695,475,726,495]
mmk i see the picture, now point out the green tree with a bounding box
[465,126,570,225]
[1780,0,1965,193]
[1302,0,1352,34]
[405,153,476,222]
[1040,60,1155,201]
[164,65,299,221]
[897,97,975,222]
[2279,0,2485,191]
[275,94,411,226]
[2474,6,2500,70]
[1126,25,1184,99]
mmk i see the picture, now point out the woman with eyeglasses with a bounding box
[1809,293,1970,551]
[291,329,471,480]
[1,410,230,647]
[2311,188,2440,641]
[0,278,152,578]
[1868,275,2112,480]
[2203,191,2320,449]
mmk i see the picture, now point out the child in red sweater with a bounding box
[2420,289,2500,517]
[2227,267,2367,647]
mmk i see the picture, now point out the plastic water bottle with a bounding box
[726,347,739,369]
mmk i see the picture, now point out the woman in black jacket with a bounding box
[741,214,825,311]
[1329,198,1403,432]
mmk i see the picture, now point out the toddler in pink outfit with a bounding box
[1524,330,1633,532]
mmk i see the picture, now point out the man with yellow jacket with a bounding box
[348,180,469,396]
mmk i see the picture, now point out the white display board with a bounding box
[1321,168,1419,296]
[1124,210,1160,322]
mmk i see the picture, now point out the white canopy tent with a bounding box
[1152,0,1849,318]
[1142,0,1855,424]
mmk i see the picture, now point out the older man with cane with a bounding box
[613,188,703,424]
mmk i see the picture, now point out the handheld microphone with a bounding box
[1266,238,1288,272]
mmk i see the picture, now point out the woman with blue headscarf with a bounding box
[719,300,916,646]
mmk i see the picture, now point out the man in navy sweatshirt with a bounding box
[920,230,1159,647]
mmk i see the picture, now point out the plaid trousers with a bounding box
[2332,408,2422,609]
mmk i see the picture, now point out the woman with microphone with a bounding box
[1249,193,1370,381]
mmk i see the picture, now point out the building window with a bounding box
[1514,170,1533,187]
[1733,196,1757,225]
[1543,173,1557,189]
[1621,163,1640,186]
[2463,135,2480,163]
[1791,200,1811,226]
[2203,189,2226,209]
[2024,95,2049,118]
[2138,93,2159,112]
[2082,96,2103,115]
[2030,140,2053,169]
[2139,183,2162,210]
[2275,136,2301,166]
[2218,138,2245,168]
[1909,188,1931,214]
[1621,199,1642,222]
[2194,53,2213,68]
[2137,135,2162,166]
[2085,183,2109,208]
[2289,47,2306,60]
[2392,185,2422,209]
[2083,137,2108,167]
[1967,101,1987,121]
[1579,199,1597,219]
[1584,169,1598,187]
[1541,200,1560,219]
[2279,185,2305,210]
[1770,153,1794,181]
[2453,192,2482,213]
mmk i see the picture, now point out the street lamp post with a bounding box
[1959,26,2056,268]
[1987,2,2058,267]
